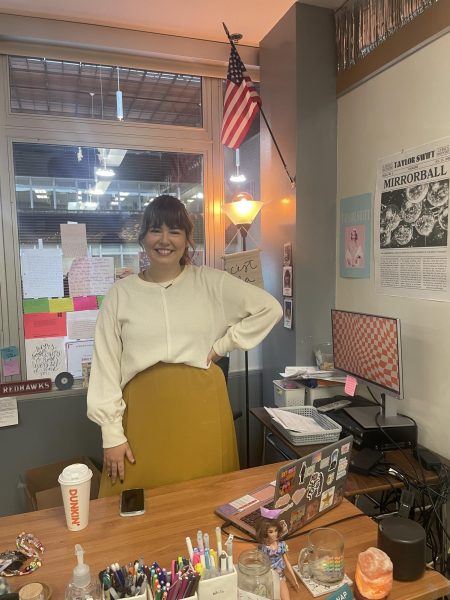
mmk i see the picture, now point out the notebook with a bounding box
[215,435,353,539]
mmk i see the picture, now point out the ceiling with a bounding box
[0,0,345,46]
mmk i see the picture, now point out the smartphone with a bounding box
[119,488,145,517]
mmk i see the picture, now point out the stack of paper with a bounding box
[265,407,326,433]
[279,366,346,383]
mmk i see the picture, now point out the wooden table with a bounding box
[0,463,449,600]
[251,406,443,498]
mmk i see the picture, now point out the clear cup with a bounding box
[298,528,344,584]
[58,463,93,531]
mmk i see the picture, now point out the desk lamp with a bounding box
[222,192,263,467]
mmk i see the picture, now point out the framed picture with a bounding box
[282,265,293,297]
[283,242,292,266]
[283,298,293,329]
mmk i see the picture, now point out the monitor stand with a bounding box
[344,393,413,429]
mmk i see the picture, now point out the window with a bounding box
[9,56,203,127]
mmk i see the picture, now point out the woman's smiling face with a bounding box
[143,223,187,268]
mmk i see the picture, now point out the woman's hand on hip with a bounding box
[103,442,135,485]
[207,348,221,365]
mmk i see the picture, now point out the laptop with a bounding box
[216,435,353,539]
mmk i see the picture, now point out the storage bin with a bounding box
[273,380,305,407]
[270,406,341,445]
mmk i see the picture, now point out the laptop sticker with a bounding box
[330,449,339,470]
[312,451,322,464]
[292,487,306,505]
[280,466,296,494]
[299,462,307,483]
[319,486,335,511]
[327,473,335,486]
[306,471,324,500]
[320,456,331,470]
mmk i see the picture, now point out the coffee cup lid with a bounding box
[58,463,93,485]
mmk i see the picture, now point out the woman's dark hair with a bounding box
[138,195,195,265]
[255,517,283,544]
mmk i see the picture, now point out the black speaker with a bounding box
[378,516,426,581]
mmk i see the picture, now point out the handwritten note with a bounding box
[25,337,66,381]
[0,397,18,427]
[60,223,88,258]
[67,310,98,340]
[68,257,114,297]
[223,249,264,288]
[20,249,64,299]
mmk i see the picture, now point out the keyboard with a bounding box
[241,500,276,527]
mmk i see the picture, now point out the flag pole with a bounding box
[222,22,296,187]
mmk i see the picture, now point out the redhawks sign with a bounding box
[0,378,51,397]
[69,488,80,526]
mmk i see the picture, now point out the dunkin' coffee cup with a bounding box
[58,463,93,531]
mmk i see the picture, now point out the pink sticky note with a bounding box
[2,357,20,376]
[345,375,357,396]
[73,296,98,311]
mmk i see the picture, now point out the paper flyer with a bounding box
[375,137,450,300]
[68,257,114,297]
[23,312,67,339]
[66,340,94,378]
[60,223,88,258]
[25,337,66,381]
[340,194,372,278]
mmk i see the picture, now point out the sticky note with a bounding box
[344,375,357,396]
[73,296,98,311]
[23,312,67,339]
[23,298,50,314]
[96,295,105,308]
[49,298,74,313]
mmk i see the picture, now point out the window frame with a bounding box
[0,53,226,381]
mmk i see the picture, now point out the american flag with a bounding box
[221,46,261,149]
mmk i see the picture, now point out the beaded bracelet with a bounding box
[0,532,44,576]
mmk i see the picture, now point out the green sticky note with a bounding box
[23,298,50,314]
[97,295,105,308]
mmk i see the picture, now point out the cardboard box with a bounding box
[24,456,101,511]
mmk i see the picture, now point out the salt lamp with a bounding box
[354,547,393,600]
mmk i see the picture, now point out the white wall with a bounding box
[337,33,450,459]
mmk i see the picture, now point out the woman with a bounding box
[87,195,282,496]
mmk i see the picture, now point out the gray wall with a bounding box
[260,3,337,404]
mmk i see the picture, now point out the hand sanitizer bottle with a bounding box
[65,544,101,600]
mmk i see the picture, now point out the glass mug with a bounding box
[237,549,274,599]
[298,528,345,584]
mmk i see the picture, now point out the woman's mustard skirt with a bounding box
[99,362,240,497]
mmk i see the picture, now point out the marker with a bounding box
[197,530,204,553]
[203,532,210,552]
[219,551,227,575]
[215,526,223,556]
[185,537,194,563]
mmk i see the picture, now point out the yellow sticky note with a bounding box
[49,297,74,313]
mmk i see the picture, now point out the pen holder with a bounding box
[148,586,197,600]
[103,584,151,599]
[197,566,237,599]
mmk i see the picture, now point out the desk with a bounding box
[0,463,449,600]
[251,406,443,498]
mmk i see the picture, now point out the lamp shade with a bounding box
[222,193,263,226]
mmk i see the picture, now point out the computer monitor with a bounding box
[331,309,411,431]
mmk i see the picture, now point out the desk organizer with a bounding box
[271,406,341,445]
[197,566,237,599]
[103,584,150,599]
[273,380,306,407]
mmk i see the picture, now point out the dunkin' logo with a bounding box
[69,488,80,526]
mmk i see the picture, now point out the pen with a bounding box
[215,526,223,556]
[219,551,227,575]
[226,534,234,572]
[203,532,210,552]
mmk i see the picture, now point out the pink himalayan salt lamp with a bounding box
[355,547,393,600]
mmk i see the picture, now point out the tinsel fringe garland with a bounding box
[335,0,439,71]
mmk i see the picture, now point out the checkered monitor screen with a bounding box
[331,309,402,397]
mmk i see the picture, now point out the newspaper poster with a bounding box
[375,137,449,301]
